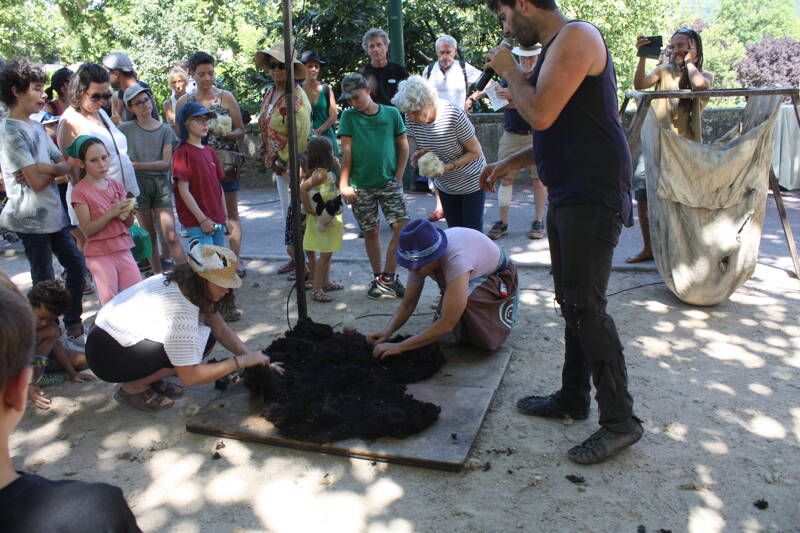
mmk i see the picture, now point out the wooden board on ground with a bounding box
[186,345,513,471]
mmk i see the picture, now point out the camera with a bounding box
[637,36,663,60]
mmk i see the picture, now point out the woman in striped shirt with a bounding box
[392,76,486,231]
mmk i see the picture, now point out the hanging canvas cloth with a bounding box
[641,95,782,305]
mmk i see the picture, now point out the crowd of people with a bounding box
[0,0,718,527]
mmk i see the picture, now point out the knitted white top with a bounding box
[95,274,211,366]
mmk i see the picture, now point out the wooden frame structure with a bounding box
[619,88,800,279]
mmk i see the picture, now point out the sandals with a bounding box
[115,386,174,412]
[237,266,247,278]
[151,379,184,398]
[311,289,333,302]
[277,260,295,274]
[323,281,343,292]
[427,209,445,222]
[286,266,310,281]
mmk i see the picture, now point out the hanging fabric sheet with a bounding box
[641,95,782,305]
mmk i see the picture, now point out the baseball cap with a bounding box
[102,52,135,73]
[338,73,369,101]
[177,101,217,142]
[122,83,149,106]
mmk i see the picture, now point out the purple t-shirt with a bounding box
[408,227,501,287]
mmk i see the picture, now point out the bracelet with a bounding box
[233,355,240,369]
[199,217,208,225]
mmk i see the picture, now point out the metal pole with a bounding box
[387,0,405,67]
[282,0,308,321]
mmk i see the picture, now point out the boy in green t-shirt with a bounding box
[338,73,410,299]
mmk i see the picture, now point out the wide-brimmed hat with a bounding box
[396,219,448,270]
[187,242,242,289]
[338,72,369,101]
[255,43,307,80]
[512,45,542,57]
[299,50,326,65]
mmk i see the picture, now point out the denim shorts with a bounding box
[186,225,225,247]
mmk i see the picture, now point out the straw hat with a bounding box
[188,242,242,289]
[255,43,307,80]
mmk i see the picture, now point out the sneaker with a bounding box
[367,277,383,299]
[528,220,545,240]
[487,221,508,240]
[376,273,405,298]
[516,391,589,420]
[567,423,643,464]
[180,228,190,238]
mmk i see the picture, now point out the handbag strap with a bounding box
[99,112,128,184]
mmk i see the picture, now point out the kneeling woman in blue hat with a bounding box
[369,219,519,357]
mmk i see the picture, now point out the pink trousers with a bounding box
[85,249,142,305]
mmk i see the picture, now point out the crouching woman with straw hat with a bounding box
[85,243,284,412]
[368,219,519,358]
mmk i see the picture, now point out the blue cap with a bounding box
[177,102,216,142]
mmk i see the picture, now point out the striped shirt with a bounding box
[405,100,485,195]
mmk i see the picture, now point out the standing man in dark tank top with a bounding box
[481,0,642,465]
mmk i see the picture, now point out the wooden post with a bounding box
[282,0,308,320]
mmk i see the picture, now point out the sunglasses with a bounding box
[268,62,285,70]
[190,116,211,124]
[88,92,113,102]
[129,97,150,108]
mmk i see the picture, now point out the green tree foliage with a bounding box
[7,0,775,114]
[715,0,800,47]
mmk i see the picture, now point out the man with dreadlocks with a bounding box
[626,28,714,264]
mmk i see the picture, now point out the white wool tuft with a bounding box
[418,152,445,177]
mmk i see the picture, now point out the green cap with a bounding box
[65,135,99,159]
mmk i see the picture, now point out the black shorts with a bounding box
[86,326,216,383]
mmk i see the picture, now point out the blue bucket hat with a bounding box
[396,218,448,270]
[177,101,216,142]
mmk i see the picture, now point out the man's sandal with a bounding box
[323,281,343,291]
[151,379,184,398]
[115,387,174,412]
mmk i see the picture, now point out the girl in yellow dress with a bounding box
[300,136,343,302]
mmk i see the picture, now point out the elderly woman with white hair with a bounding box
[392,75,486,231]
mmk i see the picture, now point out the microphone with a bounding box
[471,38,513,92]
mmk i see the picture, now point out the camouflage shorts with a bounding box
[351,180,410,232]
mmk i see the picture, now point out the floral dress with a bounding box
[258,84,311,173]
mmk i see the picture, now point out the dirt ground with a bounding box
[9,258,800,533]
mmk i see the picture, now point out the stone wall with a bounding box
[239,107,746,187]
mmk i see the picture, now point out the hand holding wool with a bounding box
[418,151,446,177]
